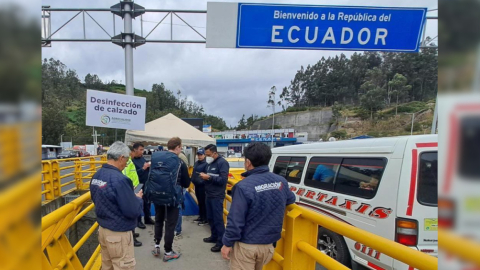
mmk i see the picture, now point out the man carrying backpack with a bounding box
[145,137,191,262]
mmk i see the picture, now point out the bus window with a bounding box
[304,157,342,191]
[417,152,438,206]
[334,158,386,199]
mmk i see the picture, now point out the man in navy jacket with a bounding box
[221,143,296,269]
[199,144,230,252]
[132,142,154,228]
[90,141,143,270]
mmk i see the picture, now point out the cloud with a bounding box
[42,0,437,126]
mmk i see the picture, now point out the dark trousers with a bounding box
[154,204,179,253]
[206,197,225,246]
[143,193,151,220]
[196,185,207,221]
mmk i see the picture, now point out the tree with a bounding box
[388,73,412,116]
[267,86,277,108]
[332,101,343,123]
[278,87,290,111]
[360,88,387,120]
[42,101,68,145]
[237,114,247,130]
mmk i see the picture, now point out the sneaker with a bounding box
[152,247,161,257]
[163,251,181,262]
[174,232,182,239]
[193,217,202,223]
[133,232,140,238]
[198,220,208,226]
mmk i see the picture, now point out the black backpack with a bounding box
[145,151,183,206]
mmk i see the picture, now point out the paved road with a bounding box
[135,215,230,270]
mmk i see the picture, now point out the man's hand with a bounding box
[142,162,150,170]
[135,190,143,198]
[221,245,232,260]
[199,172,210,181]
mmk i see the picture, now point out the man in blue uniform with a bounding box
[199,144,230,252]
[221,142,296,269]
[90,141,143,270]
[192,149,208,225]
[132,142,154,228]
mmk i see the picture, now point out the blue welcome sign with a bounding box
[235,4,427,52]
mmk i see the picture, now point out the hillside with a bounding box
[42,58,229,145]
[251,101,435,141]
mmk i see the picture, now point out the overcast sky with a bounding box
[42,0,437,127]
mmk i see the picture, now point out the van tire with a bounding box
[317,227,351,267]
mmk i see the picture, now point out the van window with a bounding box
[417,152,438,206]
[304,157,342,191]
[335,158,386,199]
[273,156,306,184]
[459,116,480,178]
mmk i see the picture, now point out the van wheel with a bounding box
[317,227,351,267]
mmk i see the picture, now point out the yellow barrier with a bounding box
[41,156,106,203]
[42,192,100,270]
[42,161,440,270]
[223,179,438,270]
[42,157,108,270]
[438,229,480,267]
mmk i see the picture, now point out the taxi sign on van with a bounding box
[207,2,427,52]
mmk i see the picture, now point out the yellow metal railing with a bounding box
[223,179,438,270]
[42,158,108,270]
[42,163,443,270]
[41,156,106,203]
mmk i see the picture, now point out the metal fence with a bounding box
[41,156,106,203]
[42,163,442,270]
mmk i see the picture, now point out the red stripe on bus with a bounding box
[416,142,438,148]
[368,261,385,270]
[443,114,458,194]
[408,267,415,270]
[407,149,418,216]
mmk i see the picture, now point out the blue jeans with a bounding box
[206,197,225,246]
[175,205,182,234]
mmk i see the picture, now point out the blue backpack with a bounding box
[145,151,183,207]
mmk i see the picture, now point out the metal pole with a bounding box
[431,97,438,134]
[272,94,275,148]
[410,113,415,135]
[124,1,134,96]
[83,11,86,39]
[113,13,116,36]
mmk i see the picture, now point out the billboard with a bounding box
[207,2,427,52]
[203,125,212,132]
[182,118,204,131]
[86,89,146,130]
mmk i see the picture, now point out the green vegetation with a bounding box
[42,58,229,145]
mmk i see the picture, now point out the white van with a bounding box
[270,135,438,270]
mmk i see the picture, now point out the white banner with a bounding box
[86,89,146,130]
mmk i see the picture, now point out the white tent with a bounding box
[125,113,215,147]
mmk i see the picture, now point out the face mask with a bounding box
[206,157,214,164]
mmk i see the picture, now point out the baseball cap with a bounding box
[197,149,205,155]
